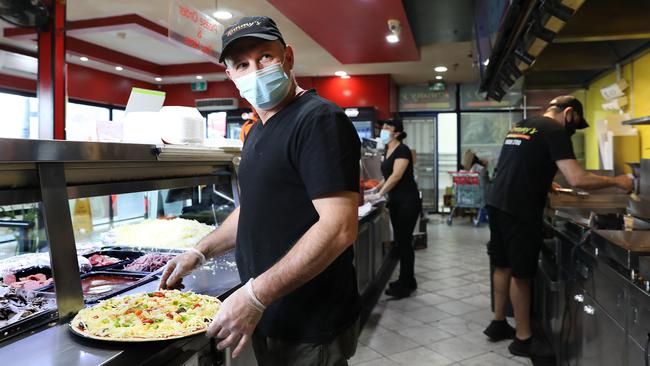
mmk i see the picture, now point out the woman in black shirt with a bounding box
[376,119,421,299]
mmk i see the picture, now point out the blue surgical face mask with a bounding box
[380,130,392,144]
[233,62,291,110]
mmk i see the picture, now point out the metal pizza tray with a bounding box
[68,321,207,343]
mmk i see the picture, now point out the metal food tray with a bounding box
[1,266,53,288]
[68,321,207,343]
[83,250,145,271]
[104,253,178,275]
[0,306,58,343]
[38,271,158,304]
[99,245,188,254]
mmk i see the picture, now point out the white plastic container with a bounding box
[121,106,205,144]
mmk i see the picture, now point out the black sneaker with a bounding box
[508,336,554,359]
[483,320,515,342]
[385,284,414,299]
[388,278,417,290]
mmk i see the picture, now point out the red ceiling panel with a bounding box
[268,0,419,64]
[162,62,224,76]
[0,63,156,106]
[163,75,394,119]
[163,80,248,108]
[67,37,163,76]
[305,74,394,119]
[0,73,36,93]
[67,64,158,106]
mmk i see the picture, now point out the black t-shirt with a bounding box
[236,90,361,343]
[381,143,419,203]
[487,116,576,220]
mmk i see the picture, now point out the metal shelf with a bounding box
[0,138,239,323]
[622,116,650,125]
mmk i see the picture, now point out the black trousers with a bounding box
[251,319,359,366]
[388,198,422,283]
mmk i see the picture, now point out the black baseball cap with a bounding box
[219,16,285,63]
[548,95,589,129]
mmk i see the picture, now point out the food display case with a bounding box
[0,138,243,365]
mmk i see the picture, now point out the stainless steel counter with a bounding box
[593,230,650,252]
[0,205,391,366]
[0,251,241,366]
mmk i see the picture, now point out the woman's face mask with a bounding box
[380,129,393,144]
[233,61,291,110]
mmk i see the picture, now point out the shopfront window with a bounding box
[0,92,38,139]
[460,111,522,175]
[66,102,110,141]
[112,108,126,121]
[0,92,126,141]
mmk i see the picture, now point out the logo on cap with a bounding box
[225,20,263,37]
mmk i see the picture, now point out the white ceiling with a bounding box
[0,0,479,85]
[75,30,203,65]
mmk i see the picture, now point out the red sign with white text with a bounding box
[168,0,224,63]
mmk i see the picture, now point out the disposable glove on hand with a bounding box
[159,250,204,289]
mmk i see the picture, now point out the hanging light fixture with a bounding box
[213,0,232,20]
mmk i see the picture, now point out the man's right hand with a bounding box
[614,174,634,193]
[159,251,203,289]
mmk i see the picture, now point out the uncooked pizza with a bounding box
[70,290,220,341]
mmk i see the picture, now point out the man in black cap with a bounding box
[160,16,361,365]
[483,95,633,359]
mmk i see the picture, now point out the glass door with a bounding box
[437,113,458,212]
[402,117,436,211]
[460,111,523,176]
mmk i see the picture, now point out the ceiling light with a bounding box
[213,11,233,20]
[386,19,401,44]
[79,56,89,62]
[341,75,351,79]
[386,34,399,43]
[435,75,443,80]
[196,75,203,80]
[115,66,124,71]
[334,71,347,77]
[155,77,163,82]
[434,66,448,73]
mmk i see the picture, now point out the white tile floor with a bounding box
[350,216,534,366]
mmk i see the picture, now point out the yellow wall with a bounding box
[583,50,650,168]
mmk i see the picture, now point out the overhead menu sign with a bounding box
[399,84,456,111]
[460,83,523,110]
[168,0,224,63]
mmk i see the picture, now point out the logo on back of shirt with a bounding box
[503,126,538,146]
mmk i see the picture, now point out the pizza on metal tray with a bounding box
[70,290,221,341]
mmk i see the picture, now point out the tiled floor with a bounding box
[350,216,534,366]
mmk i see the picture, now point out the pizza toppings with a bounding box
[0,285,55,329]
[123,253,174,272]
[87,254,120,267]
[70,290,220,341]
[3,273,53,291]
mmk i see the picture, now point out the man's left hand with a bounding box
[206,286,264,358]
[551,181,562,193]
